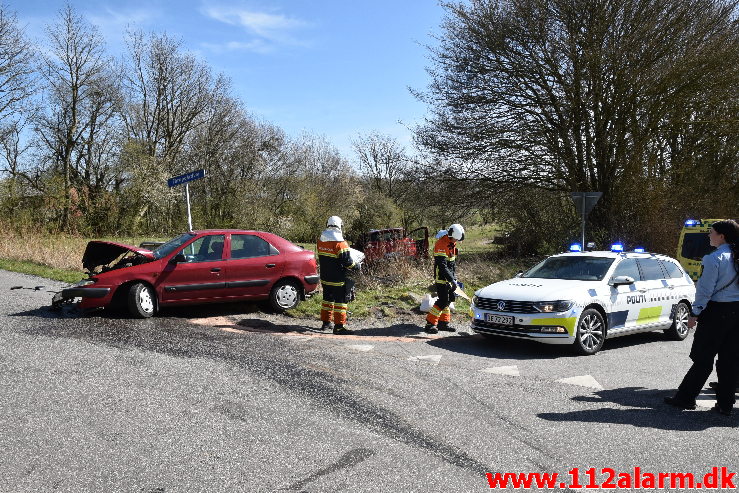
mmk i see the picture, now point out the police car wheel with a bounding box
[665,301,690,341]
[573,308,605,355]
[269,280,301,312]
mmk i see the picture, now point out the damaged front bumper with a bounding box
[51,286,110,308]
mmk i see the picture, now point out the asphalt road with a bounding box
[1,269,737,492]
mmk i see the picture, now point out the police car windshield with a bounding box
[152,232,197,259]
[523,256,615,281]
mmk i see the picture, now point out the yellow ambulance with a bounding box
[676,219,724,281]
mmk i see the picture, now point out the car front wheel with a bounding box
[573,308,605,355]
[269,280,301,312]
[128,282,156,318]
[665,301,690,341]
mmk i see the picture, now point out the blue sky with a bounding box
[12,0,446,159]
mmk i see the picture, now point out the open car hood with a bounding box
[82,241,155,272]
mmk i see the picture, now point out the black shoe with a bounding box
[664,396,696,410]
[712,404,733,416]
[333,325,354,335]
[424,323,438,334]
[437,322,457,332]
[320,322,334,331]
[708,381,739,392]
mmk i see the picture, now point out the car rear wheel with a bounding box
[269,280,301,312]
[573,308,605,355]
[128,282,156,318]
[665,301,690,341]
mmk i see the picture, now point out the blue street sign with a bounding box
[167,169,205,188]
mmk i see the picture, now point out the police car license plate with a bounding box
[485,313,514,325]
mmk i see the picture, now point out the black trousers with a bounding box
[676,301,739,410]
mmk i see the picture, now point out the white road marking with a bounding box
[347,344,374,352]
[480,365,520,376]
[696,392,717,408]
[407,355,442,365]
[557,375,604,390]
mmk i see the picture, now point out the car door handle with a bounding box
[265,263,276,268]
[638,289,647,293]
[211,268,221,272]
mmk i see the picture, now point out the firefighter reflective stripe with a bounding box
[334,303,348,313]
[434,252,456,261]
[321,301,334,322]
[439,307,451,323]
[321,280,345,287]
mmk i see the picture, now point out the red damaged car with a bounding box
[52,230,320,317]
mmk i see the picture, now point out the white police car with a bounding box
[471,245,696,355]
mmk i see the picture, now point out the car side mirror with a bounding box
[515,271,523,278]
[610,275,635,286]
[171,253,187,263]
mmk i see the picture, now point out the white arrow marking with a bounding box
[407,355,442,365]
[480,365,520,376]
[346,344,374,352]
[557,375,604,390]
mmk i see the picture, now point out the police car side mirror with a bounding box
[610,275,635,286]
[515,271,523,278]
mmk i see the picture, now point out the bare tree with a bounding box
[351,132,408,199]
[35,4,111,231]
[0,4,35,121]
[122,30,220,169]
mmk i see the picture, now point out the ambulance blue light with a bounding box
[611,243,624,252]
[684,219,699,227]
[569,243,582,252]
[634,247,645,253]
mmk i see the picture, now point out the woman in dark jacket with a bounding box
[665,219,739,416]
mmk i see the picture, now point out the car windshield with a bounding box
[152,232,197,259]
[523,256,615,281]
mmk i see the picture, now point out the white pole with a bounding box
[581,193,586,248]
[186,183,193,231]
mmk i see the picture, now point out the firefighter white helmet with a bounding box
[326,215,343,230]
[448,223,465,241]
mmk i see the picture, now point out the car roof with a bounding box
[552,251,677,261]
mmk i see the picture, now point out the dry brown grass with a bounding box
[0,230,88,272]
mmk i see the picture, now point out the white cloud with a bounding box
[201,5,311,47]
[201,39,273,54]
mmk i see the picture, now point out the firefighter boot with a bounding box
[437,321,457,332]
[333,324,355,335]
[424,323,438,334]
[320,321,334,332]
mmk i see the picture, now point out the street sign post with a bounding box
[167,169,206,231]
[571,192,602,249]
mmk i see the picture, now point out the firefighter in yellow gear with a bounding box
[317,216,356,334]
[425,224,465,334]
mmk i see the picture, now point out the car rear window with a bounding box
[681,232,714,260]
[637,258,666,281]
[660,260,685,279]
[523,256,615,281]
[231,234,276,259]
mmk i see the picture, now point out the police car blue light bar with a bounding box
[633,247,645,253]
[684,219,699,227]
[569,243,582,252]
[611,243,624,252]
